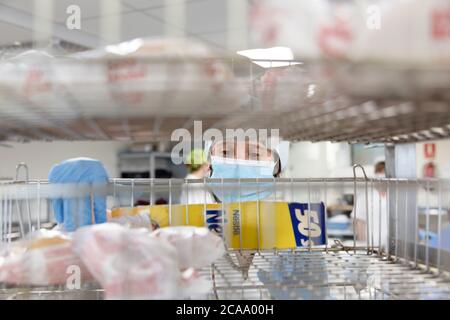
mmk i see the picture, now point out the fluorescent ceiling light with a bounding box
[106,38,143,56]
[237,47,301,68]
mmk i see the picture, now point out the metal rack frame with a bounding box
[0,54,449,144]
[1,163,449,300]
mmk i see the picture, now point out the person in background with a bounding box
[354,160,388,252]
[206,139,284,203]
[354,160,450,252]
[48,140,289,231]
[179,149,216,204]
[374,161,385,178]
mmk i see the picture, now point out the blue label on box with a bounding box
[288,202,327,247]
[206,209,224,236]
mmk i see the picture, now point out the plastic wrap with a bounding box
[108,211,153,230]
[250,0,450,65]
[0,229,91,286]
[151,226,225,269]
[0,51,54,97]
[57,38,244,117]
[0,224,221,299]
[0,50,77,127]
[0,38,246,126]
[255,64,335,111]
[179,268,212,298]
[72,223,215,299]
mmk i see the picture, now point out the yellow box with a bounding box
[111,201,326,250]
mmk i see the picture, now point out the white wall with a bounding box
[0,141,128,180]
[285,141,352,178]
[287,139,450,179]
[283,141,354,205]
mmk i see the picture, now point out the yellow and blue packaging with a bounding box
[111,201,326,250]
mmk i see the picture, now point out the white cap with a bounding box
[374,156,385,164]
[273,140,290,172]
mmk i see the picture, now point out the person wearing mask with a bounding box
[204,139,331,300]
[48,139,289,231]
[206,139,285,203]
[180,149,215,204]
[48,141,336,300]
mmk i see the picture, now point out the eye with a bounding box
[222,150,232,158]
[249,152,260,160]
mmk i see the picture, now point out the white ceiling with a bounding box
[0,0,245,50]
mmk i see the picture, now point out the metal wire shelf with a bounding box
[206,250,450,300]
[0,164,450,300]
[1,250,448,300]
[0,54,449,144]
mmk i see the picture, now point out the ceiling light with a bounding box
[237,47,302,68]
[105,38,143,56]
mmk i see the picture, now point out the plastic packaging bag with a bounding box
[0,229,91,286]
[60,38,244,118]
[250,0,450,65]
[151,226,225,269]
[0,50,54,96]
[0,224,221,299]
[255,64,334,111]
[108,211,153,230]
[72,223,182,299]
[0,50,77,127]
[179,267,212,298]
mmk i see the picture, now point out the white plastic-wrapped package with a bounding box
[0,51,78,125]
[352,0,450,64]
[151,226,225,269]
[0,50,54,96]
[59,38,244,118]
[250,0,327,59]
[0,224,221,299]
[108,211,154,230]
[250,0,450,65]
[52,55,113,117]
[179,268,212,298]
[0,230,91,286]
[255,64,335,111]
[72,223,182,299]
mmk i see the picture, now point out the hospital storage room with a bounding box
[0,0,449,304]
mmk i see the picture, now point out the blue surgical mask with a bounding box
[209,156,276,202]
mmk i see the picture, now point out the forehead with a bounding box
[212,140,270,150]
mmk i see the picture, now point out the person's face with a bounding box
[210,140,274,162]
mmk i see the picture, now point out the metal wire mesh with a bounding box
[205,250,450,300]
[0,172,449,300]
[0,55,449,144]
